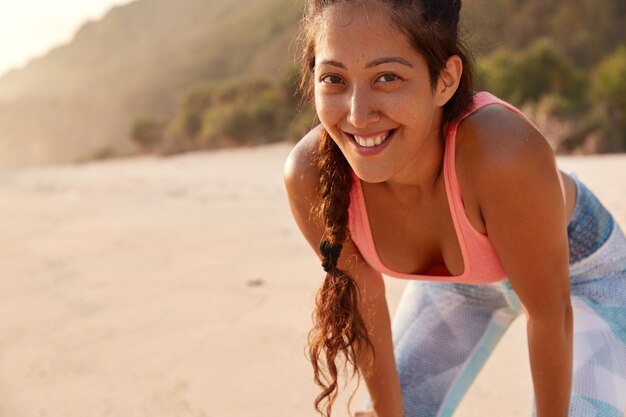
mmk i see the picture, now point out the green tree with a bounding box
[478,39,584,111]
[590,44,626,150]
[476,49,517,100]
[592,44,626,121]
[513,39,584,105]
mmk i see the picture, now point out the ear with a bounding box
[434,55,463,107]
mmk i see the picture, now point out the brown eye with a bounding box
[376,73,400,83]
[320,74,344,85]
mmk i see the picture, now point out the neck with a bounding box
[380,119,447,204]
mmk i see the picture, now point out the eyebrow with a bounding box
[317,56,414,69]
[365,57,414,68]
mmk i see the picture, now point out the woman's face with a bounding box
[313,2,447,184]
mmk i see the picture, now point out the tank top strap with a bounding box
[444,92,566,203]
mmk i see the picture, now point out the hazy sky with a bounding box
[0,0,135,77]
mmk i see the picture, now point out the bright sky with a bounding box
[0,0,135,77]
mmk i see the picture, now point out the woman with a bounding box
[283,1,626,416]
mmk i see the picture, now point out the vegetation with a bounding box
[478,39,584,109]
[0,0,304,166]
[462,0,626,68]
[131,72,316,154]
[592,46,626,124]
[477,41,626,153]
[465,0,626,154]
[0,0,624,166]
[140,0,625,156]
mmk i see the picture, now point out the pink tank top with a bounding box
[347,91,565,284]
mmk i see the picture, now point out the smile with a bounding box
[351,130,395,148]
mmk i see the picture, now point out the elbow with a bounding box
[526,300,573,335]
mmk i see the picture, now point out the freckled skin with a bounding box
[314,2,449,187]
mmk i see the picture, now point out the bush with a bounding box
[478,39,584,109]
[589,44,626,151]
[476,49,518,101]
[131,117,165,151]
[515,39,585,105]
[592,44,626,122]
[148,74,304,150]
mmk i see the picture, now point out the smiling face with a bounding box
[313,2,451,185]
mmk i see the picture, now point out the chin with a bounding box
[350,165,390,184]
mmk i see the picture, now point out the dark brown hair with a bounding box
[298,1,475,415]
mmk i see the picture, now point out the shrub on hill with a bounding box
[478,39,584,112]
[133,72,315,154]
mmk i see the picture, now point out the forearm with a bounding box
[357,278,404,417]
[526,306,573,417]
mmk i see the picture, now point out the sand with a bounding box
[0,143,624,417]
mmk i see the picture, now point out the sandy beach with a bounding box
[0,143,624,417]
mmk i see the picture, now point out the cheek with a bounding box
[381,91,433,125]
[314,93,343,125]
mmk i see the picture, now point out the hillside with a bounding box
[462,0,626,67]
[0,0,302,167]
[0,0,624,167]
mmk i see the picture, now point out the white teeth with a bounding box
[354,131,391,148]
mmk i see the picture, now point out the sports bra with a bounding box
[347,91,566,284]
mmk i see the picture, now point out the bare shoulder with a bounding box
[455,103,558,197]
[283,124,323,195]
[283,125,325,248]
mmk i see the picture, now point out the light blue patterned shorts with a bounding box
[369,173,626,417]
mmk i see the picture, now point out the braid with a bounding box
[309,129,375,417]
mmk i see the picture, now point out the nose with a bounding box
[347,86,380,128]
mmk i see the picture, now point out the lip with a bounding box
[344,129,396,156]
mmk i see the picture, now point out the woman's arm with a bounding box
[460,107,573,417]
[350,256,404,417]
[284,130,404,417]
